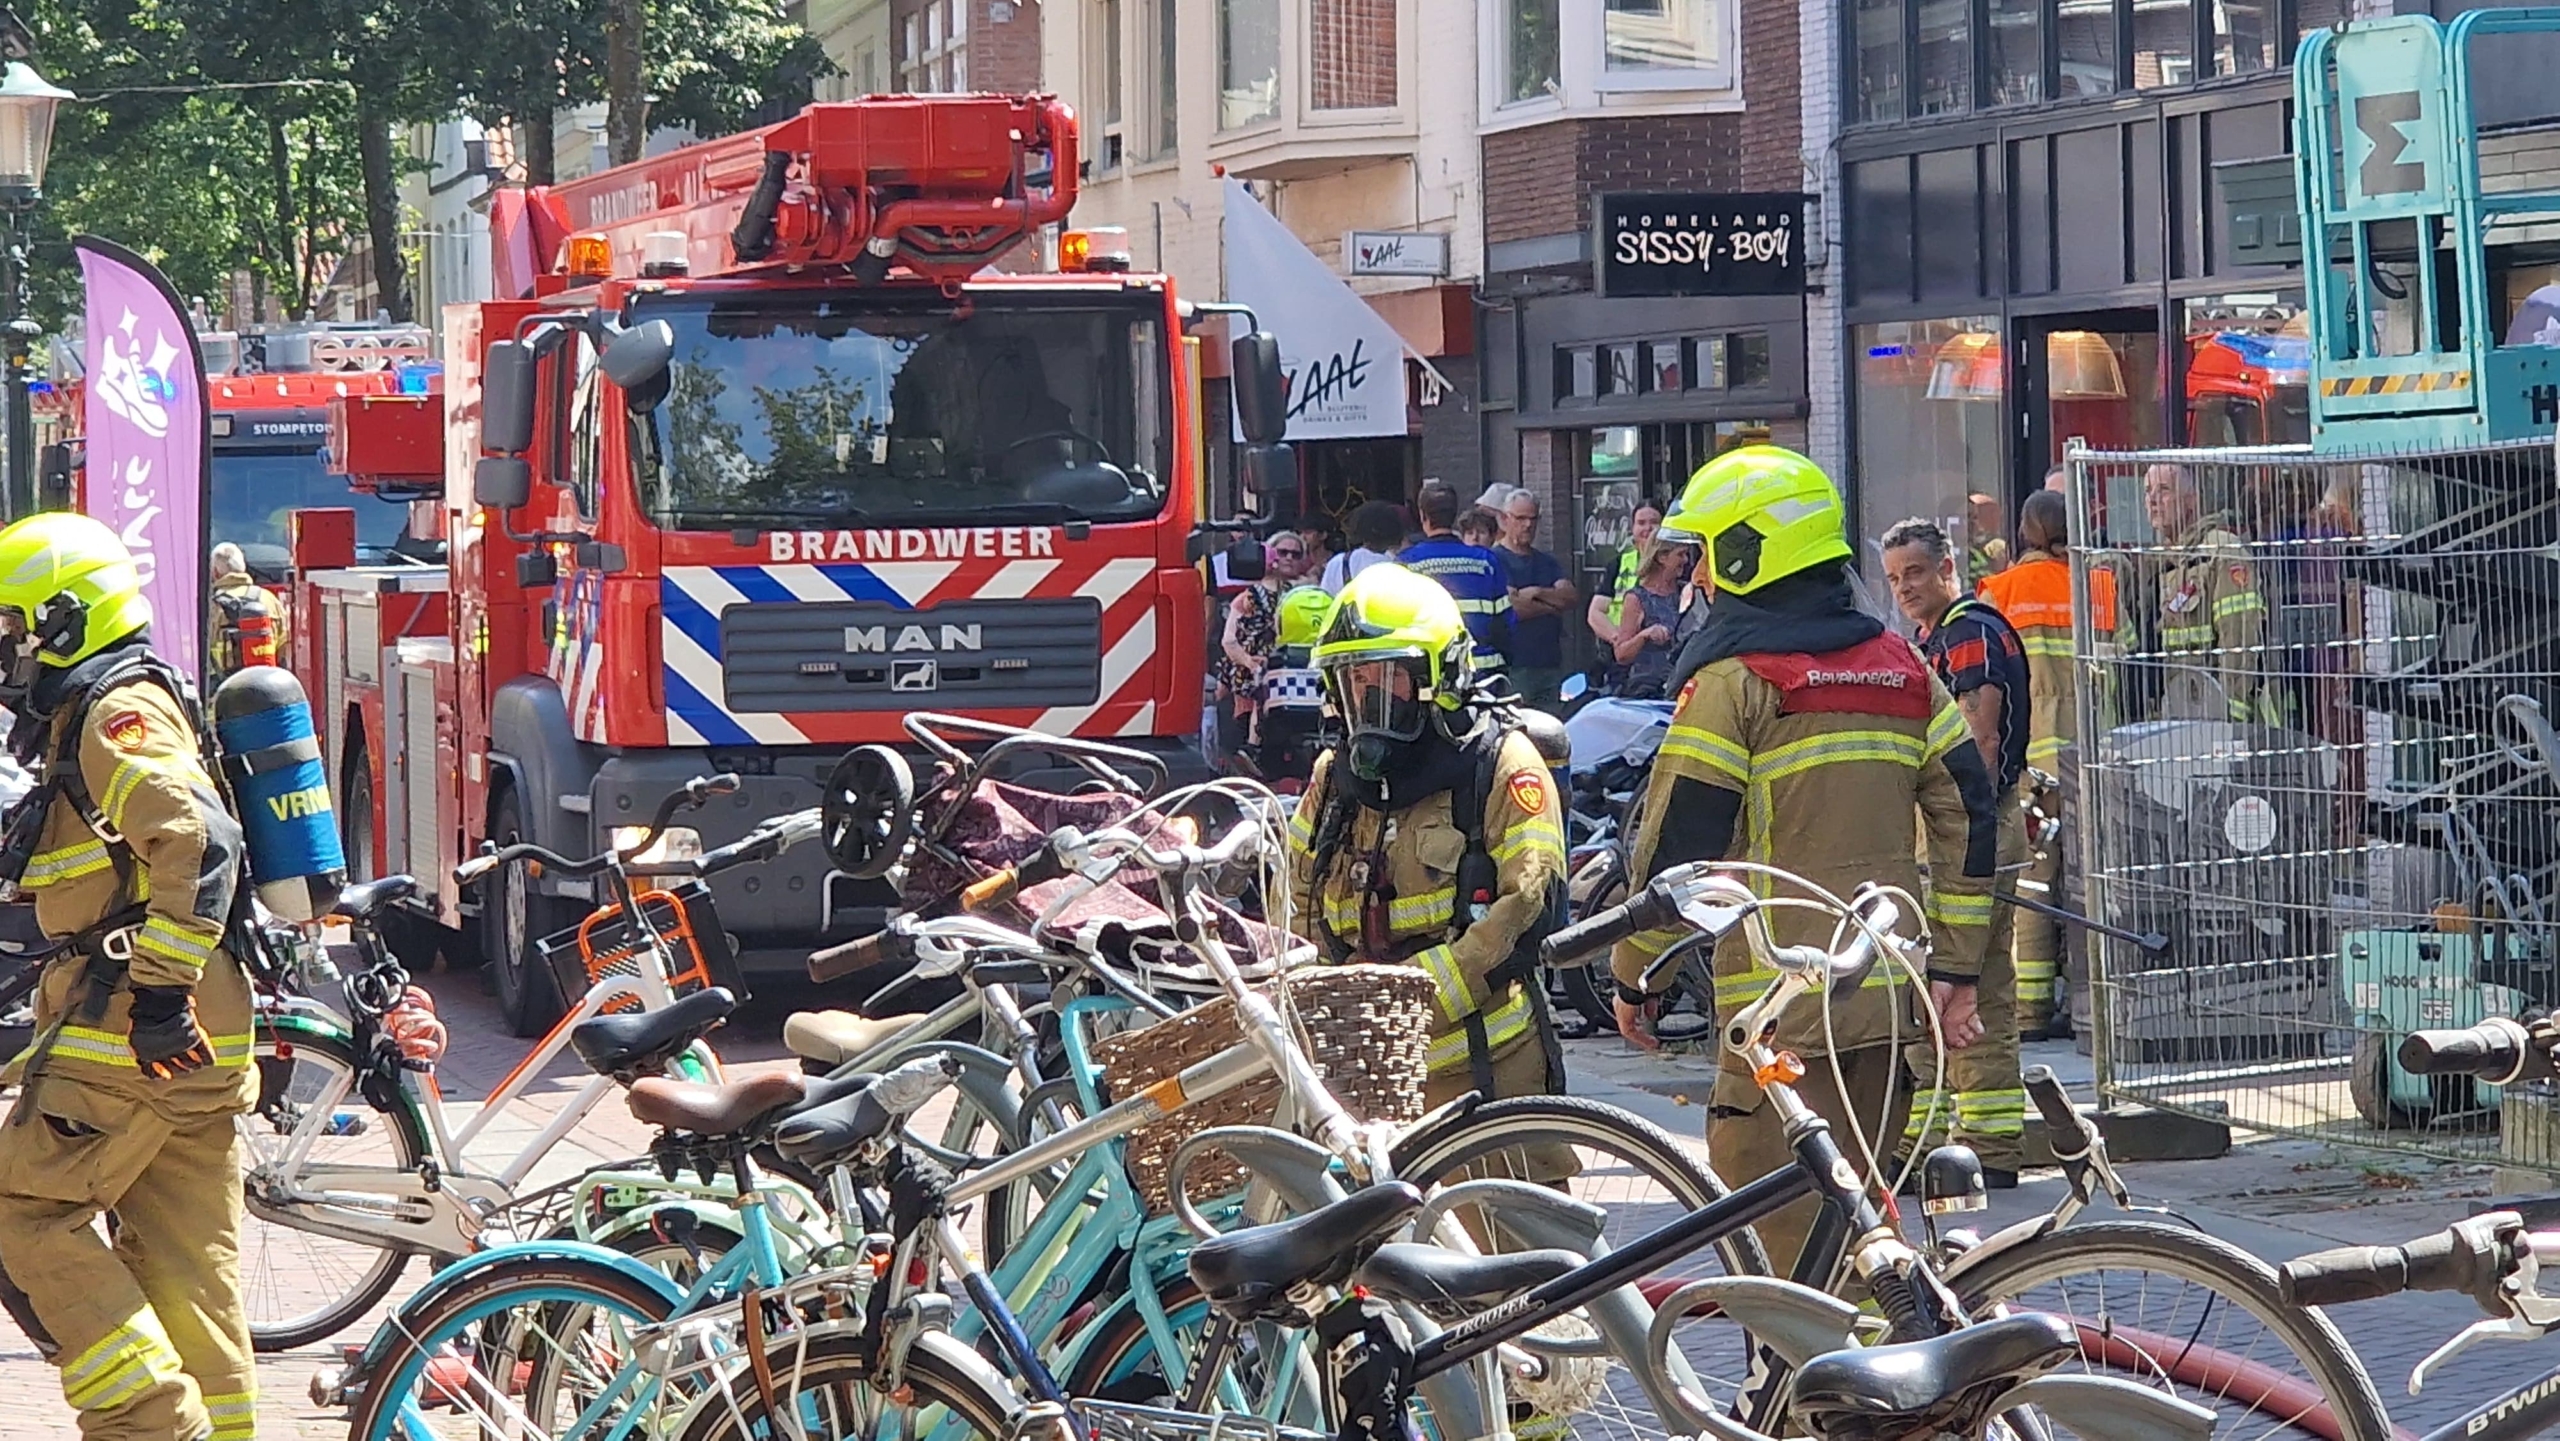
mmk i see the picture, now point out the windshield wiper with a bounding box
[663,507,875,529]
[662,502,1092,530]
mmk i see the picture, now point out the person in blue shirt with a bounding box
[1398,478,1513,673]
[1494,487,1579,708]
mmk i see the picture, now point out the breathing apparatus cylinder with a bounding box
[210,666,346,921]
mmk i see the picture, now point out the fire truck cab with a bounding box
[307,93,1276,1033]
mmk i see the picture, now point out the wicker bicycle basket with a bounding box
[1091,964,1436,1215]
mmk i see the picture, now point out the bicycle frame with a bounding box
[248,940,716,1259]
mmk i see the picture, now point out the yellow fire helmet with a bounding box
[0,511,152,699]
[1310,564,1474,771]
[1661,445,1853,595]
[1275,584,1335,650]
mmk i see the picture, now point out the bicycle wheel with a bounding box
[1947,1219,2393,1441]
[675,1329,1019,1441]
[240,1025,425,1351]
[344,1252,683,1441]
[1387,1094,1773,1441]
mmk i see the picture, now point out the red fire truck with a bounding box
[302,92,1288,1033]
[39,322,440,578]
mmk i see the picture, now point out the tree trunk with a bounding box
[604,0,646,167]
[521,103,556,187]
[357,105,409,322]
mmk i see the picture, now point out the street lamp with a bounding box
[0,59,67,520]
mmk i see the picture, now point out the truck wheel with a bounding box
[484,788,569,1037]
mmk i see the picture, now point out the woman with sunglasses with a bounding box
[1216,532,1306,759]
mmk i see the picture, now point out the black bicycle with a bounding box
[2276,1017,2560,1441]
[1179,862,2387,1441]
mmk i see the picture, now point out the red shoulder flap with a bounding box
[1738,633,1934,720]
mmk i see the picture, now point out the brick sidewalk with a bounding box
[0,967,802,1438]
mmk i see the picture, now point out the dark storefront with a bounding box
[1481,198,1813,656]
[1836,0,2356,556]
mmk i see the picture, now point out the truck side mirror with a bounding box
[1232,332,1289,446]
[1225,535,1266,583]
[482,341,536,454]
[601,320,675,407]
[476,456,532,511]
[1238,442,1296,498]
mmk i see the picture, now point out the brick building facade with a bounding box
[1475,1,1814,676]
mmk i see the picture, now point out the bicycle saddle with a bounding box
[1188,1182,1425,1322]
[627,1070,807,1137]
[332,875,419,922]
[781,1009,928,1069]
[1353,1243,1584,1317]
[570,986,737,1081]
[1787,1312,2078,1432]
[769,1079,904,1167]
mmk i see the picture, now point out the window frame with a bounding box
[1842,0,2316,131]
[1480,0,1738,130]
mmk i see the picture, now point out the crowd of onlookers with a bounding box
[1208,481,1715,770]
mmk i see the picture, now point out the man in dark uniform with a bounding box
[1881,516,2032,1185]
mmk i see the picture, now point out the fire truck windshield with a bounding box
[213,448,416,580]
[631,290,1171,530]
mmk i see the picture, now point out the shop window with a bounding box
[1852,0,1905,123]
[1312,0,1399,110]
[1604,0,1719,76]
[1913,0,1969,116]
[1505,0,1563,103]
[1219,0,1281,129]
[1986,0,2041,107]
[1645,339,1685,392]
[2054,127,2123,293]
[1915,147,1981,301]
[2181,291,2310,449]
[2057,0,2118,99]
[1852,316,2004,544]
[1556,346,1599,401]
[2132,0,2192,87]
[1601,342,1642,395]
[2011,136,2052,294]
[1849,157,1916,305]
[1688,334,1726,389]
[2129,120,2162,283]
[2214,0,2274,76]
[1729,332,1772,389]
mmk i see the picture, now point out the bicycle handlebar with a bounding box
[452,775,757,886]
[2401,1018,2545,1086]
[2279,1213,2521,1311]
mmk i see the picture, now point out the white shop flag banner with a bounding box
[1222,179,1409,441]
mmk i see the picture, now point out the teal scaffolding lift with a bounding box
[2298,10,2560,453]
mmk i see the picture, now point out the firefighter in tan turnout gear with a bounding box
[2143,462,2271,724]
[0,513,257,1441]
[1610,447,2001,1273]
[1287,564,1573,1175]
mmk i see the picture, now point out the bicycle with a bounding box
[2266,1016,2560,1441]
[1174,861,2392,1441]
[237,775,822,1349]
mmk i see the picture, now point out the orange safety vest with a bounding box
[1978,553,2112,765]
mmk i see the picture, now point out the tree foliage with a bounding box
[14,0,828,332]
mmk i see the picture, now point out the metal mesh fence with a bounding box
[2066,438,2560,1167]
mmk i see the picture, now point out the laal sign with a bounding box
[1597,193,1809,299]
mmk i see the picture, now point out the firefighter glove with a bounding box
[127,984,214,1079]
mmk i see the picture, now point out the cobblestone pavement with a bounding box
[0,981,2542,1437]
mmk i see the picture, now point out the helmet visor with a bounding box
[1324,656,1429,745]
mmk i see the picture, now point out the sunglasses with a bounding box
[1272,546,1305,558]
